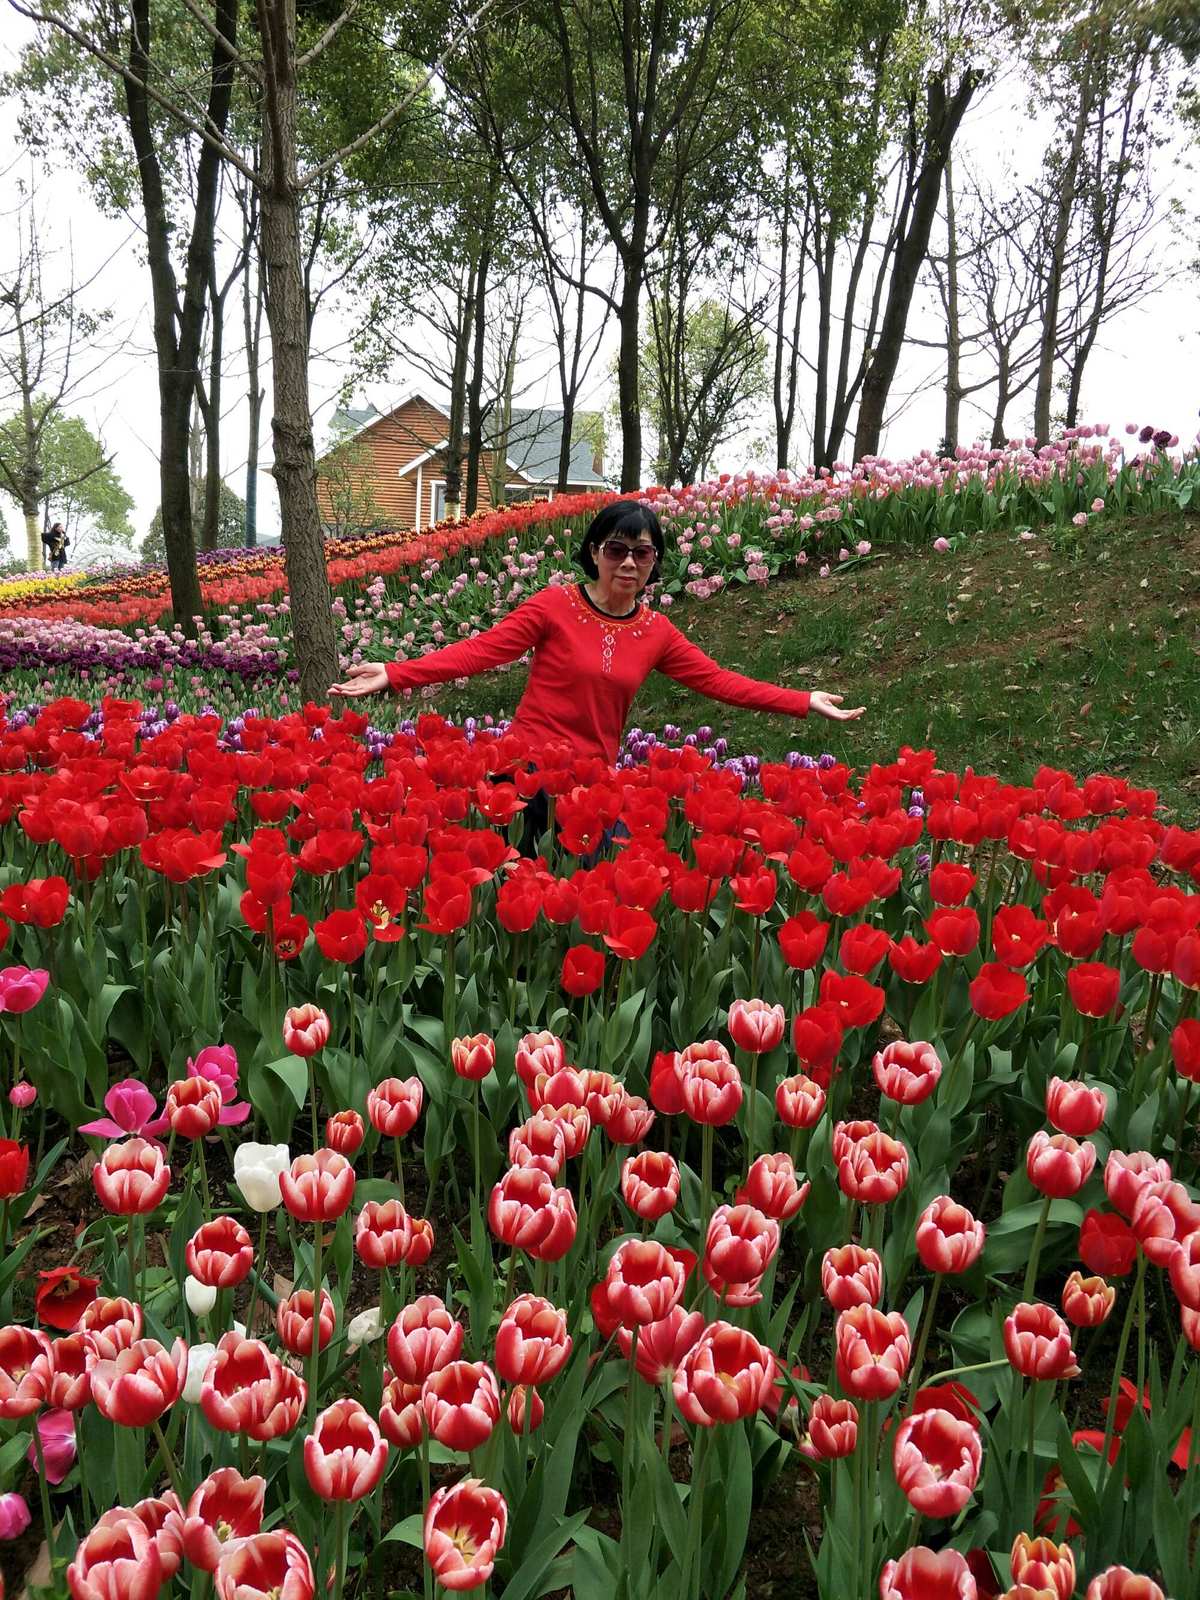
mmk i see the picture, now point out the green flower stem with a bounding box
[419,1430,434,1600]
[244,1211,271,1336]
[700,1124,714,1234]
[333,1499,349,1600]
[906,1275,943,1406]
[1022,1193,1053,1300]
[472,1081,481,1220]
[1025,1379,1038,1527]
[30,1417,58,1567]
[308,1057,320,1152]
[1098,1257,1145,1498]
[393,1137,406,1209]
[744,1050,759,1169]
[308,1222,324,1433]
[682,1427,712,1600]
[151,1416,186,1501]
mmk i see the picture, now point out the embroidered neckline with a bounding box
[571,583,647,627]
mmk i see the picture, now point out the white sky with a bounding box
[1,19,1197,561]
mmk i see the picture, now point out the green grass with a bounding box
[422,509,1200,824]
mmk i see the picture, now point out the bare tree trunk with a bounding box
[616,251,644,490]
[257,0,337,701]
[1034,55,1093,443]
[772,141,809,471]
[12,304,42,569]
[121,0,234,628]
[990,347,1012,447]
[244,243,264,546]
[442,262,477,521]
[854,72,980,459]
[465,245,492,516]
[556,206,592,493]
[942,154,962,452]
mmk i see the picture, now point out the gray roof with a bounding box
[497,407,606,486]
[328,405,382,441]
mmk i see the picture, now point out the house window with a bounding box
[432,482,446,522]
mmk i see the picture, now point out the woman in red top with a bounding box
[331,502,864,755]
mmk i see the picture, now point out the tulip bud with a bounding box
[233,1143,290,1213]
[1011,1533,1076,1600]
[872,1040,942,1105]
[1004,1302,1080,1380]
[506,1384,543,1434]
[451,1033,496,1081]
[346,1308,383,1352]
[915,1196,986,1275]
[820,1244,882,1310]
[880,1547,977,1600]
[182,1342,217,1404]
[379,1377,424,1450]
[893,1407,982,1517]
[421,1360,501,1451]
[1045,1076,1108,1137]
[620,1150,680,1220]
[775,1073,825,1129]
[1084,1567,1165,1600]
[325,1110,365,1157]
[424,1479,507,1593]
[283,1004,330,1059]
[1026,1130,1097,1199]
[303,1398,388,1500]
[1061,1271,1115,1328]
[802,1394,858,1460]
[185,1276,219,1317]
[727,998,786,1054]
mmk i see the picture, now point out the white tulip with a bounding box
[234,1142,290,1212]
[346,1307,383,1352]
[182,1342,216,1403]
[184,1275,218,1316]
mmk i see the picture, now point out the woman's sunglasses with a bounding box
[598,539,656,566]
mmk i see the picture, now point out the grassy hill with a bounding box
[424,509,1200,824]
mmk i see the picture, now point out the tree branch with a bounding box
[296,0,366,70]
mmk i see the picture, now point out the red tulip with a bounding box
[92,1138,171,1215]
[790,1003,844,1072]
[672,1321,774,1425]
[279,1149,355,1222]
[821,1244,882,1310]
[44,1335,91,1409]
[67,1512,164,1600]
[303,1397,388,1499]
[275,1290,336,1358]
[616,1306,706,1385]
[620,1150,680,1220]
[777,911,829,970]
[314,909,369,962]
[925,906,980,957]
[818,971,885,1029]
[1085,1567,1165,1600]
[421,1360,500,1451]
[1004,1302,1080,1379]
[386,1296,464,1386]
[366,1076,423,1137]
[164,1076,223,1140]
[423,1478,508,1593]
[487,1166,577,1262]
[727,998,786,1054]
[1067,962,1121,1017]
[87,1337,186,1426]
[508,1111,568,1178]
[839,922,893,975]
[282,1004,329,1058]
[834,1306,911,1400]
[514,1030,566,1093]
[929,862,977,905]
[1011,1534,1075,1600]
[1061,1272,1115,1328]
[601,1240,686,1328]
[1167,1228,1200,1310]
[872,1040,942,1105]
[78,1298,142,1360]
[506,1384,543,1434]
[775,1073,825,1129]
[494,1295,571,1385]
[379,1377,424,1450]
[1172,1018,1200,1083]
[1079,1208,1137,1277]
[1026,1131,1097,1198]
[605,1094,654,1144]
[838,1129,909,1204]
[213,1530,314,1600]
[200,1333,303,1439]
[325,1110,365,1156]
[560,945,606,997]
[832,1119,879,1163]
[354,1200,414,1269]
[1045,1076,1108,1136]
[888,936,943,984]
[182,1468,265,1572]
[916,1197,986,1275]
[649,1049,685,1115]
[186,1217,254,1288]
[34,1266,99,1331]
[451,1033,496,1081]
[679,1046,743,1126]
[893,1407,981,1516]
[879,1546,978,1600]
[736,1152,809,1221]
[703,1205,780,1288]
[1104,1150,1171,1219]
[0,1139,29,1198]
[968,963,1029,1020]
[1130,1179,1200,1265]
[0,1325,51,1418]
[802,1394,858,1460]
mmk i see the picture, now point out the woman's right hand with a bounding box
[329,661,390,698]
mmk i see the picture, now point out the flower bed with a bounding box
[0,697,1198,1597]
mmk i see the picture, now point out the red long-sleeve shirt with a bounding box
[386,581,810,765]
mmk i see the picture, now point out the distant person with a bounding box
[43,522,70,572]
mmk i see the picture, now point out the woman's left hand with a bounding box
[810,691,866,721]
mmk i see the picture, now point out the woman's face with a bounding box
[592,531,658,594]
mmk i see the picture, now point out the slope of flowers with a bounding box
[0,696,1198,1597]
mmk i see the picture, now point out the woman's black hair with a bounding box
[576,500,666,581]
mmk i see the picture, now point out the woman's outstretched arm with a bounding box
[654,621,865,722]
[331,589,551,698]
